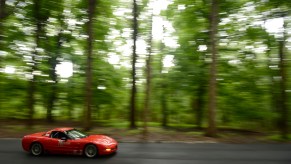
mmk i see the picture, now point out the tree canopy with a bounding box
[0,0,290,139]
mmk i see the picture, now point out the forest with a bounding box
[0,0,290,140]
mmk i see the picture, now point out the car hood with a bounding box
[82,135,117,145]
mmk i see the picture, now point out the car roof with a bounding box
[51,127,74,132]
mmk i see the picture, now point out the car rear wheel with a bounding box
[84,144,98,158]
[30,142,43,156]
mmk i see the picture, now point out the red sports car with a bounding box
[22,127,118,158]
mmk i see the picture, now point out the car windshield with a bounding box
[66,129,88,139]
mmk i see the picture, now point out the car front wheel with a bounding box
[30,142,43,156]
[84,144,98,158]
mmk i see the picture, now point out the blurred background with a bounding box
[0,0,290,141]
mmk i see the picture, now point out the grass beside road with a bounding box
[0,119,290,143]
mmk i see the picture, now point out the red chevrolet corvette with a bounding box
[22,127,118,158]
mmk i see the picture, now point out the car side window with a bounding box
[58,132,68,139]
[50,131,58,138]
[50,131,68,139]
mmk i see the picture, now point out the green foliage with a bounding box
[0,0,290,137]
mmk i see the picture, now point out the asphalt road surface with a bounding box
[1,139,291,164]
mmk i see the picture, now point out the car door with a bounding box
[51,131,82,154]
[43,131,81,154]
[43,131,68,154]
[56,132,73,154]
[61,139,82,155]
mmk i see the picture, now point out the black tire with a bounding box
[84,144,98,158]
[30,142,43,156]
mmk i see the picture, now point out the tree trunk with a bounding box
[27,74,36,127]
[46,32,62,123]
[67,100,73,120]
[84,0,96,131]
[0,0,6,119]
[142,57,151,141]
[130,0,138,129]
[192,83,205,129]
[206,0,219,137]
[27,0,42,127]
[158,26,169,128]
[46,57,57,123]
[266,37,280,130]
[0,0,6,20]
[47,56,58,122]
[278,17,288,139]
[161,92,168,128]
[0,0,6,46]
[142,12,153,141]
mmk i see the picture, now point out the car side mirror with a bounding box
[61,137,67,141]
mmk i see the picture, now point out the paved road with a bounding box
[0,139,291,164]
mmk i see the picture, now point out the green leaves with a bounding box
[0,0,289,136]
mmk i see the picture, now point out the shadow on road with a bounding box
[24,152,117,161]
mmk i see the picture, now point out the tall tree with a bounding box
[278,15,288,139]
[261,0,291,139]
[193,77,207,129]
[0,0,6,117]
[46,31,62,123]
[130,0,138,129]
[206,0,219,137]
[0,0,8,50]
[159,42,169,128]
[0,0,6,49]
[0,0,5,19]
[84,0,97,131]
[45,1,65,123]
[0,0,20,118]
[27,0,49,126]
[142,10,153,140]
